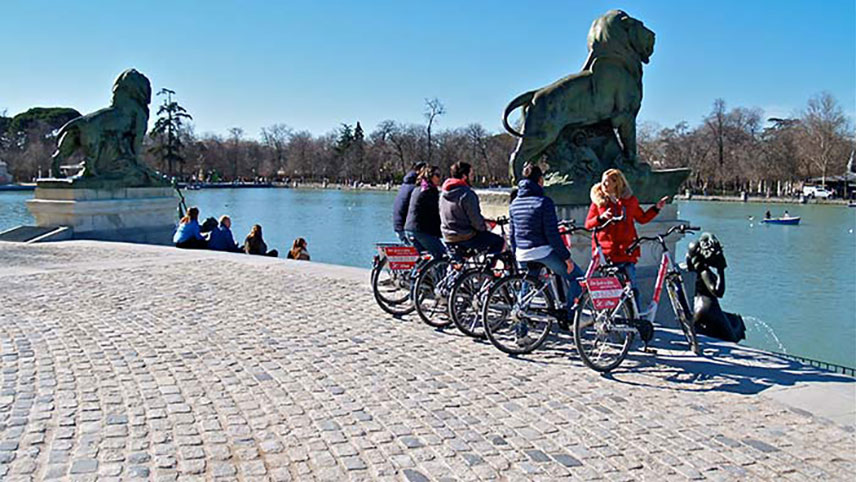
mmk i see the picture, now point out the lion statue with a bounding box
[503,10,655,182]
[50,68,164,186]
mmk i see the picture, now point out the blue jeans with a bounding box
[614,262,638,291]
[614,262,639,303]
[453,230,504,255]
[406,231,446,259]
[524,251,584,311]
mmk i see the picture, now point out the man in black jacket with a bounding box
[392,162,426,243]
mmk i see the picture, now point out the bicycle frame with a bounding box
[582,232,686,324]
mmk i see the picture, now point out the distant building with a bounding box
[0,160,10,184]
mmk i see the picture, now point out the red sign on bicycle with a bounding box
[378,245,420,270]
[587,277,623,310]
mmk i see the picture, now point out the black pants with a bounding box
[176,238,207,249]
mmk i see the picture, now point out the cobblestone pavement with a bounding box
[0,241,853,481]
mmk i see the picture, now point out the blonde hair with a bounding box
[602,168,632,198]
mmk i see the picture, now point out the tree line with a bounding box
[637,92,854,195]
[1,92,852,192]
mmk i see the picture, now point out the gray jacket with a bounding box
[439,180,486,242]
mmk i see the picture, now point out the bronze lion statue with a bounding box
[503,10,655,182]
[50,68,162,186]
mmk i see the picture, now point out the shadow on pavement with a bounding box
[605,329,854,395]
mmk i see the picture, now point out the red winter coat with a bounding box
[584,183,659,264]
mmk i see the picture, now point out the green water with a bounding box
[2,189,854,367]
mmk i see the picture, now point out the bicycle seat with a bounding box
[599,264,629,280]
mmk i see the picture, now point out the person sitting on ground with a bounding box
[392,162,426,243]
[439,161,504,254]
[244,224,278,257]
[207,215,241,252]
[287,237,311,260]
[510,163,584,324]
[173,207,207,249]
[404,165,445,258]
[585,168,668,294]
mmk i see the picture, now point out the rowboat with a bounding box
[761,216,800,225]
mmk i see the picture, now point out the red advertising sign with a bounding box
[378,245,420,270]
[587,276,624,310]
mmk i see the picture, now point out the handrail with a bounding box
[766,350,855,377]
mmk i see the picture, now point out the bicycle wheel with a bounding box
[450,269,494,339]
[573,290,634,372]
[666,278,700,355]
[413,258,454,328]
[482,274,554,355]
[371,257,416,316]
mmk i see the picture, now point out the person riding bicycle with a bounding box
[404,165,446,258]
[392,162,426,243]
[585,168,668,293]
[509,164,584,322]
[439,161,504,255]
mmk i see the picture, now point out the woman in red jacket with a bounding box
[584,168,668,293]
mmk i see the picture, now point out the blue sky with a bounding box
[2,0,854,138]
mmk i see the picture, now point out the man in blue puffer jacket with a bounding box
[392,162,426,243]
[509,164,584,320]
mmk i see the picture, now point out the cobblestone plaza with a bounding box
[0,242,853,481]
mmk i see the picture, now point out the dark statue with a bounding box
[502,10,689,204]
[47,68,167,188]
[686,233,746,343]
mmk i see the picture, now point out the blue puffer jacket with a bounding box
[509,179,569,260]
[392,171,418,232]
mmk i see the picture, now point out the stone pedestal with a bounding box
[478,189,694,326]
[26,184,177,245]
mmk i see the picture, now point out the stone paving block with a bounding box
[0,242,854,482]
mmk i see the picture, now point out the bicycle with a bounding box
[479,220,583,354]
[573,223,701,373]
[449,219,517,339]
[371,242,430,316]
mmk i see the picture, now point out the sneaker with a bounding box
[516,335,535,347]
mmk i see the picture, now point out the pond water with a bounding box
[2,188,854,367]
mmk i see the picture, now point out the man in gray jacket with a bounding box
[439,162,504,254]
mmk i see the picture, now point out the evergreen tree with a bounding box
[150,88,192,177]
[335,123,354,180]
[353,121,365,180]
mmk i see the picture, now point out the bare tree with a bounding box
[424,98,446,164]
[799,92,851,186]
[228,127,244,180]
[260,123,293,175]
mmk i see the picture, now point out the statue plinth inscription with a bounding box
[27,68,176,244]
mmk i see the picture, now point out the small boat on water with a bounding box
[761,216,801,225]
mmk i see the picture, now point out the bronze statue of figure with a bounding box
[501,10,688,204]
[686,233,746,343]
[49,68,165,187]
[504,10,654,182]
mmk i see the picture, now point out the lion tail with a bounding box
[502,90,535,137]
[56,117,81,139]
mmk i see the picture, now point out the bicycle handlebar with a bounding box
[592,209,626,232]
[625,224,700,255]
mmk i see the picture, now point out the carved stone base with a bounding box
[26,183,177,245]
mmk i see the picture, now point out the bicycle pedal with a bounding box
[630,318,654,343]
[642,346,658,354]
